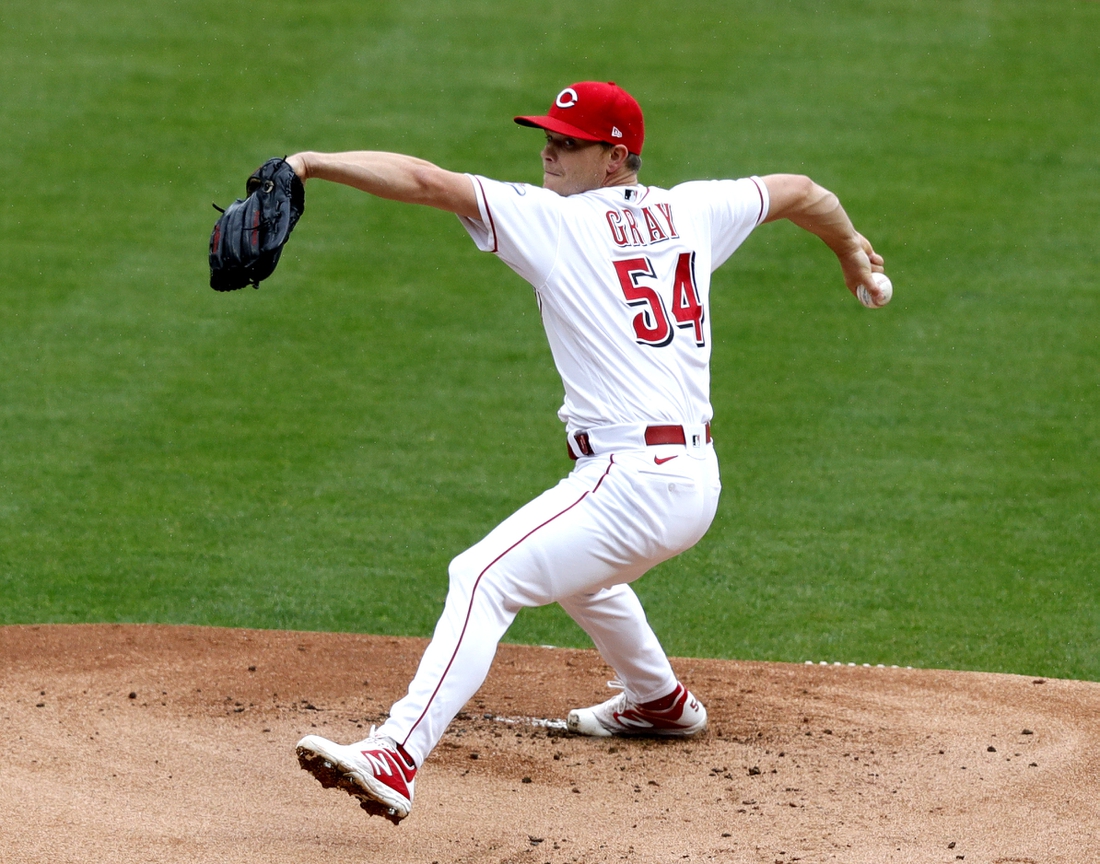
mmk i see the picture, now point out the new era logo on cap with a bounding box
[515,81,645,155]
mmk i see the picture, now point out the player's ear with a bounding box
[607,144,630,173]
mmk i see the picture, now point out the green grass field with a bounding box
[1,0,1097,680]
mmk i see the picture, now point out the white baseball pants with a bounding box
[377,441,721,766]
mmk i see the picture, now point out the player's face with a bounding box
[541,132,612,196]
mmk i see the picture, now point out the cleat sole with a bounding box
[296,746,406,825]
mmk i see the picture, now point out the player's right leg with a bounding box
[557,583,678,703]
[559,584,708,738]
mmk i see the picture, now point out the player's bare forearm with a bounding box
[761,173,884,299]
[286,151,480,219]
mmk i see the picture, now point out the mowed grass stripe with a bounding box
[0,0,1097,678]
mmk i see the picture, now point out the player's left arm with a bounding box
[286,151,480,219]
[761,174,885,302]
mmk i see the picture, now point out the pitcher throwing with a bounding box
[289,81,887,823]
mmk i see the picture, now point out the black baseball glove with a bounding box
[209,157,305,291]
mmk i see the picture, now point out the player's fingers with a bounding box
[843,257,875,297]
[856,233,885,271]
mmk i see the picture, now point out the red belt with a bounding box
[569,423,712,460]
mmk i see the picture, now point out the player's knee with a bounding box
[447,550,480,592]
[447,549,541,612]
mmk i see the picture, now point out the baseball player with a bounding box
[291,81,886,823]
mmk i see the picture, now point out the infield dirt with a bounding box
[2,624,1097,863]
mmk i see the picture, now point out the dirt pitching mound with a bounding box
[2,624,1097,863]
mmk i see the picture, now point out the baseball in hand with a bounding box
[856,272,893,309]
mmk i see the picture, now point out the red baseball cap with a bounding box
[515,81,645,155]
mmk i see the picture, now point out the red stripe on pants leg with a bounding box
[402,458,616,746]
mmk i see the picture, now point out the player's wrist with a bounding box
[827,229,866,264]
[286,152,312,182]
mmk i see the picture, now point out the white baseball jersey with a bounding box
[459,176,769,434]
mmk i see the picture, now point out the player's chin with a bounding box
[543,173,585,195]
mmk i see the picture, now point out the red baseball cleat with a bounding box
[296,729,417,824]
[567,680,707,737]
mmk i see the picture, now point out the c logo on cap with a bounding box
[555,87,578,109]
